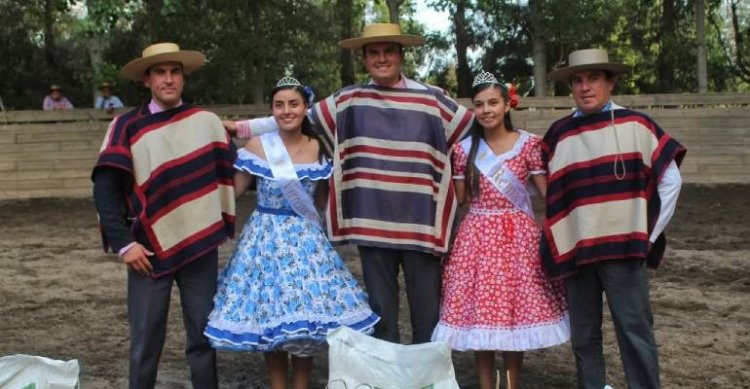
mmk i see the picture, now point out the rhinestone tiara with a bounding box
[276,76,302,87]
[472,70,500,88]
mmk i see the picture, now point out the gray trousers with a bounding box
[127,250,218,389]
[358,246,442,344]
[566,259,660,389]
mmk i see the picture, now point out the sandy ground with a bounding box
[1,184,749,388]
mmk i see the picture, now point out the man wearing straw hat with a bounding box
[42,84,74,110]
[229,23,474,344]
[94,81,125,113]
[92,42,235,389]
[541,48,687,389]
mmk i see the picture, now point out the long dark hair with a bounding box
[465,82,515,199]
[270,84,330,162]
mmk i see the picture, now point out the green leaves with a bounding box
[0,0,748,109]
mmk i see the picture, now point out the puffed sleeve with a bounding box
[451,142,468,179]
[525,134,546,175]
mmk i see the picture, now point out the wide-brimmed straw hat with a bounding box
[338,23,425,50]
[548,48,631,82]
[49,84,61,91]
[121,42,205,81]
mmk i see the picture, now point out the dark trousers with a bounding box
[566,259,660,389]
[358,246,442,344]
[127,250,219,389]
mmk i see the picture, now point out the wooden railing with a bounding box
[0,93,748,199]
[486,92,750,110]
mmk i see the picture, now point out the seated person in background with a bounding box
[94,82,125,113]
[42,85,74,111]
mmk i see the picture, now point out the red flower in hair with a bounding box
[506,83,519,109]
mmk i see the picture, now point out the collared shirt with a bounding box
[573,100,613,117]
[368,74,408,89]
[95,95,125,109]
[42,95,74,111]
[148,99,183,114]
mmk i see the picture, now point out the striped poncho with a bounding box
[93,104,236,277]
[310,80,473,254]
[540,108,686,279]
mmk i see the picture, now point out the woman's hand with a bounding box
[222,120,238,137]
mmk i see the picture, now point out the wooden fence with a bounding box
[0,93,748,200]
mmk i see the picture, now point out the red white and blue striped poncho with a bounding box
[541,108,686,279]
[310,80,474,255]
[93,104,236,277]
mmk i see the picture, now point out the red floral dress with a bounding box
[431,132,569,351]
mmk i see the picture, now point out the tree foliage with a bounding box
[724,0,750,85]
[422,0,749,96]
[0,0,747,109]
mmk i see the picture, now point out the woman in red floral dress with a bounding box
[432,71,569,389]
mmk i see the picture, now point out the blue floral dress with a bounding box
[204,149,379,356]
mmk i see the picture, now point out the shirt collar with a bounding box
[148,99,183,114]
[573,100,614,117]
[368,74,428,90]
[368,74,408,89]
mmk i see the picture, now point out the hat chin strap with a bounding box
[610,108,627,181]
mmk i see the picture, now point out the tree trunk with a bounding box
[695,0,708,92]
[730,0,750,82]
[337,0,355,87]
[386,0,403,24]
[248,9,264,104]
[88,40,104,102]
[657,0,677,92]
[43,0,56,66]
[86,0,105,102]
[145,0,163,40]
[528,0,547,96]
[454,0,472,97]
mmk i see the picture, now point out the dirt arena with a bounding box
[1,184,748,388]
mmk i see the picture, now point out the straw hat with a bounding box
[338,23,425,50]
[548,48,631,82]
[99,81,112,90]
[121,42,206,81]
[49,84,61,91]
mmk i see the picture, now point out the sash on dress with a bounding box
[459,131,534,218]
[259,132,322,228]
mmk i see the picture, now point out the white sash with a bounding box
[259,132,322,228]
[459,131,534,218]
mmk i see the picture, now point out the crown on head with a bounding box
[276,76,302,87]
[472,70,500,88]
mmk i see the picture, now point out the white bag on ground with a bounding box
[0,354,80,389]
[326,327,459,389]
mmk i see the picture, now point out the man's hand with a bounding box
[222,120,238,137]
[121,243,154,277]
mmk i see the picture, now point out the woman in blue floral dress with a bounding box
[204,77,379,389]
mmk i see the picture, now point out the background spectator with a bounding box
[94,82,125,113]
[42,85,74,111]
